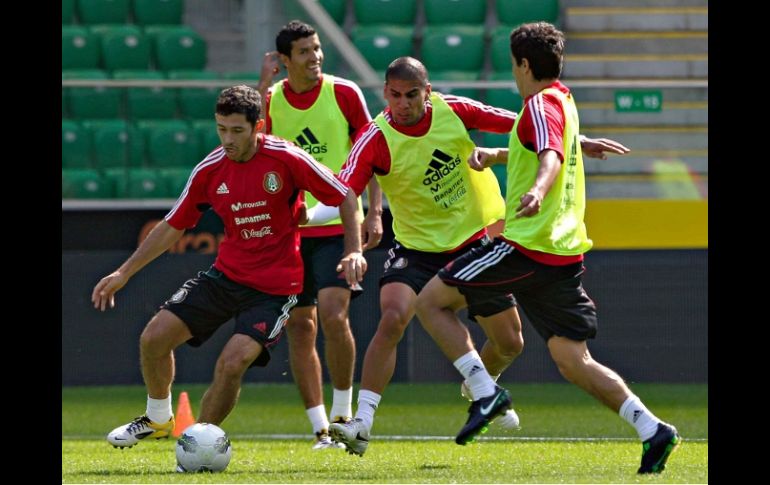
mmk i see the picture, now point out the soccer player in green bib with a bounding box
[415,23,681,474]
[257,20,383,449]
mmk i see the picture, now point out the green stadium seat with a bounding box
[353,0,416,25]
[76,0,130,24]
[168,70,219,120]
[62,26,100,70]
[159,167,192,196]
[63,69,122,119]
[362,88,386,116]
[485,71,522,112]
[114,70,178,119]
[153,28,207,71]
[421,25,485,72]
[483,132,510,148]
[133,0,183,25]
[62,169,112,198]
[351,25,413,70]
[320,0,346,24]
[142,120,199,168]
[431,70,481,101]
[83,119,145,168]
[62,120,93,168]
[496,0,559,26]
[424,0,487,25]
[63,0,76,23]
[490,25,513,72]
[321,44,342,72]
[191,119,221,160]
[143,24,196,44]
[91,24,151,71]
[125,168,170,198]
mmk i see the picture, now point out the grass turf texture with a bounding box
[63,382,707,483]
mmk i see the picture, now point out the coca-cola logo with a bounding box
[241,226,273,239]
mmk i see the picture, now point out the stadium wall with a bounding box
[62,209,707,385]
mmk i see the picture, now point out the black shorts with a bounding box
[381,238,515,319]
[438,239,598,341]
[160,266,298,367]
[296,235,363,307]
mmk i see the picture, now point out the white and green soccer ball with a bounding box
[175,423,232,473]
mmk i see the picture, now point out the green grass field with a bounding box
[62,383,707,483]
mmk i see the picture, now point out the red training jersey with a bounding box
[165,134,349,295]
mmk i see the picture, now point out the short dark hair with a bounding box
[385,56,428,85]
[509,22,565,80]
[276,20,317,57]
[216,85,261,126]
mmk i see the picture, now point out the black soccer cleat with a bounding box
[455,386,511,445]
[637,422,681,474]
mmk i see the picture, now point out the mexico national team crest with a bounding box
[263,171,282,194]
[393,257,408,269]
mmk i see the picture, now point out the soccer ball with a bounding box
[175,423,232,473]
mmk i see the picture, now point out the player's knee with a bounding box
[287,314,317,341]
[215,353,252,380]
[139,326,171,357]
[498,334,524,359]
[377,308,411,342]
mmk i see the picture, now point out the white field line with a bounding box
[63,433,708,442]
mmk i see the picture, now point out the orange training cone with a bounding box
[172,391,196,437]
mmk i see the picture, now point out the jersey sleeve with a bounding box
[515,91,566,161]
[279,141,350,207]
[442,93,516,134]
[164,161,213,229]
[337,122,390,196]
[333,78,373,140]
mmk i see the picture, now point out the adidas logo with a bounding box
[468,364,482,377]
[422,149,461,186]
[632,410,642,423]
[295,127,328,155]
[216,182,229,194]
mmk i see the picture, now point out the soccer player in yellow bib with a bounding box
[257,20,383,449]
[415,23,681,474]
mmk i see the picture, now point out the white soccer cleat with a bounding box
[312,429,345,450]
[107,415,175,448]
[329,418,370,456]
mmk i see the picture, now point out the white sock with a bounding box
[306,404,330,434]
[330,387,353,420]
[454,350,496,399]
[354,389,381,431]
[146,395,172,423]
[619,395,662,441]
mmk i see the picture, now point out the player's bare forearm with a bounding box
[92,220,184,310]
[515,150,561,218]
[363,178,383,251]
[579,135,630,160]
[468,147,508,171]
[338,190,367,284]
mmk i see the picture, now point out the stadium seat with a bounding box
[62,69,122,119]
[62,120,93,168]
[133,0,184,25]
[483,132,510,149]
[76,0,130,24]
[221,71,261,82]
[63,0,75,23]
[362,88,386,116]
[491,164,507,197]
[141,120,199,168]
[490,25,513,72]
[83,119,145,168]
[421,25,485,72]
[159,167,192,196]
[191,119,221,160]
[62,26,100,70]
[424,0,487,25]
[496,0,559,26]
[62,169,112,198]
[353,0,416,25]
[153,28,207,71]
[431,70,481,101]
[92,24,151,71]
[485,71,522,112]
[114,70,178,119]
[125,168,170,198]
[321,43,342,72]
[320,0,346,25]
[168,70,219,120]
[351,25,413,71]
